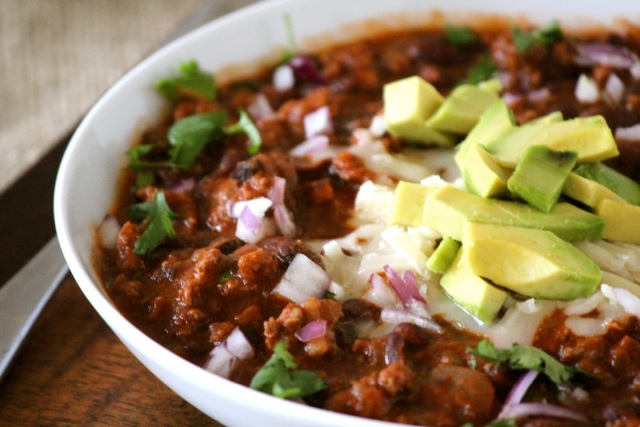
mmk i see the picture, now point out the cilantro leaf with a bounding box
[467,55,498,85]
[156,60,217,102]
[467,339,583,384]
[224,109,262,155]
[168,111,228,167]
[127,191,181,255]
[126,144,172,170]
[250,341,326,399]
[445,24,477,47]
[512,20,564,53]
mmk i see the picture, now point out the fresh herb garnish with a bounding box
[156,60,217,101]
[445,24,477,47]
[281,13,297,63]
[512,20,563,53]
[168,111,228,167]
[467,339,583,384]
[127,191,182,255]
[467,55,498,84]
[250,341,326,399]
[224,109,262,155]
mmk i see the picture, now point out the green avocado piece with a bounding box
[563,173,626,208]
[462,222,601,300]
[595,198,640,244]
[427,236,461,274]
[574,162,640,205]
[388,181,439,227]
[422,185,604,241]
[486,115,619,168]
[425,83,501,134]
[440,250,508,324]
[383,76,456,146]
[507,145,577,213]
[522,110,564,126]
[462,144,511,198]
[455,99,515,171]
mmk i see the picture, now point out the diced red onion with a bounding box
[368,273,401,308]
[294,320,327,342]
[273,204,296,237]
[303,105,333,138]
[170,177,195,193]
[501,370,540,410]
[269,176,286,205]
[369,114,387,137]
[273,64,295,91]
[235,205,267,244]
[290,135,330,157]
[615,123,640,140]
[601,284,640,317]
[605,73,625,104]
[385,332,404,365]
[575,74,600,103]
[224,327,255,360]
[499,402,587,422]
[527,87,551,103]
[380,307,443,334]
[288,54,326,84]
[273,253,331,304]
[247,93,275,120]
[631,62,640,80]
[204,327,254,378]
[231,197,273,218]
[574,43,639,69]
[383,265,425,307]
[98,214,121,249]
[502,91,524,108]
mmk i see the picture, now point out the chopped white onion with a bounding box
[303,105,333,138]
[231,197,273,218]
[380,307,443,334]
[605,73,625,104]
[98,215,121,249]
[273,64,295,91]
[235,205,273,244]
[290,135,330,157]
[615,122,640,140]
[601,284,640,317]
[575,74,600,103]
[224,327,255,360]
[204,327,254,378]
[269,177,296,237]
[366,273,401,308]
[273,253,331,304]
[247,93,275,120]
[369,114,387,137]
[574,43,638,69]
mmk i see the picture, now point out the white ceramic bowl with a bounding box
[54,1,640,426]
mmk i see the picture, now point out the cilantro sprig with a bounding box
[512,20,564,53]
[156,60,217,102]
[467,55,498,85]
[127,191,181,255]
[168,111,228,167]
[224,109,262,155]
[250,341,326,399]
[467,339,583,384]
[445,24,477,47]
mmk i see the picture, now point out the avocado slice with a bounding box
[462,222,601,300]
[426,83,501,134]
[463,144,511,198]
[383,76,456,146]
[595,198,640,244]
[563,173,626,208]
[422,185,604,241]
[574,162,640,205]
[427,236,461,274]
[440,250,508,324]
[523,110,564,126]
[388,181,439,227]
[455,99,515,171]
[486,115,619,168]
[507,145,577,213]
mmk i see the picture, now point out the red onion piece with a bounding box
[527,87,551,103]
[368,273,401,308]
[290,135,330,157]
[170,177,195,193]
[385,332,404,365]
[383,265,425,307]
[247,93,275,120]
[501,370,539,410]
[502,91,524,108]
[380,307,443,334]
[303,105,333,138]
[294,320,327,342]
[269,177,296,237]
[273,64,295,91]
[231,197,273,218]
[500,402,587,422]
[98,214,121,249]
[269,176,286,205]
[235,205,267,244]
[288,54,326,84]
[273,253,331,304]
[605,73,625,104]
[224,327,255,360]
[574,43,638,69]
[615,123,640,140]
[204,327,254,378]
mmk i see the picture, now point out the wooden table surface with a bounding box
[0,136,223,426]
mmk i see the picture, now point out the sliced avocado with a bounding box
[440,250,508,324]
[574,162,640,205]
[383,76,456,146]
[462,222,601,300]
[462,144,511,198]
[522,110,563,126]
[563,173,626,208]
[422,185,604,241]
[455,99,515,171]
[477,78,503,93]
[425,84,501,134]
[426,236,461,274]
[595,198,640,244]
[388,181,439,227]
[486,115,619,168]
[507,145,577,213]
